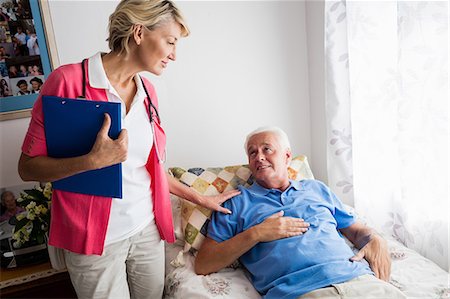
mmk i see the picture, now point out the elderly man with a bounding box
[195,127,405,299]
[0,191,24,222]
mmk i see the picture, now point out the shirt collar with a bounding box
[134,74,146,102]
[88,52,147,103]
[88,52,109,89]
[249,179,303,195]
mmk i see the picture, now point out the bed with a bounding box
[163,156,449,299]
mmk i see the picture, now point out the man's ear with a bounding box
[285,149,292,165]
[132,24,144,46]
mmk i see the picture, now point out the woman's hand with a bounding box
[19,113,128,182]
[167,175,241,214]
[197,189,241,214]
[88,113,128,169]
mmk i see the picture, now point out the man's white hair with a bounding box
[244,126,291,154]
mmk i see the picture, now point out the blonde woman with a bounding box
[18,0,239,298]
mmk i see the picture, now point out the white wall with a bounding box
[161,1,311,168]
[305,0,327,183]
[0,0,322,188]
[0,118,30,187]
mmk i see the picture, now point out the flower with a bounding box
[12,183,52,248]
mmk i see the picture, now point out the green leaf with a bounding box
[15,217,30,232]
[30,222,39,238]
[37,233,44,244]
[41,214,50,225]
[24,189,48,203]
[17,198,32,208]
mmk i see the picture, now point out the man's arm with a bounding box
[340,221,391,281]
[195,211,309,275]
[195,232,259,275]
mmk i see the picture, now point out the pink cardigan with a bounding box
[21,61,175,255]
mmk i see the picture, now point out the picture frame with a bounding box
[0,0,58,121]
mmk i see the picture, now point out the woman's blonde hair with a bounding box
[107,0,190,55]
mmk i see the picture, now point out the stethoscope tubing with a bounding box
[79,59,166,164]
[140,77,166,164]
[150,120,166,164]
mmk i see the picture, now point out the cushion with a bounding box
[168,155,314,254]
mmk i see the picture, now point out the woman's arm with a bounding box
[166,174,240,214]
[19,153,95,182]
[18,114,128,182]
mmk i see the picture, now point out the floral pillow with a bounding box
[168,155,314,254]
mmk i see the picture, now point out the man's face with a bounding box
[18,83,28,92]
[3,193,16,210]
[247,132,291,190]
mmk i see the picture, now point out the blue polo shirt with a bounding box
[207,179,373,299]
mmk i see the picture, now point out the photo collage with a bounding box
[0,0,44,98]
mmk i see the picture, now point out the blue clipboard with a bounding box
[42,96,123,198]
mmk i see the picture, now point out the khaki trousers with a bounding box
[64,222,164,299]
[299,274,406,299]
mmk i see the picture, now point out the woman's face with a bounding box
[136,20,181,76]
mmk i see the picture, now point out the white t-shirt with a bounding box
[88,52,155,245]
[14,32,26,45]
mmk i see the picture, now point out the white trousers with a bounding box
[299,274,406,299]
[64,222,164,299]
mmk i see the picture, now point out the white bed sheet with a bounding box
[164,237,449,299]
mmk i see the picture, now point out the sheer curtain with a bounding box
[325,1,448,271]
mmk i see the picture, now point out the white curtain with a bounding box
[325,1,448,271]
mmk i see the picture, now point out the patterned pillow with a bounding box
[168,155,314,254]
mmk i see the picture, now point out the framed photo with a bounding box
[0,0,58,121]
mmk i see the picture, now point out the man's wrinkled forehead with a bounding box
[246,133,279,151]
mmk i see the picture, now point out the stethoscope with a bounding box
[80,59,166,164]
[140,77,166,164]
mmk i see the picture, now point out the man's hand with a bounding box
[88,113,128,169]
[252,211,309,242]
[198,189,241,214]
[350,234,391,281]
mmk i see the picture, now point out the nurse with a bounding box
[18,1,239,298]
